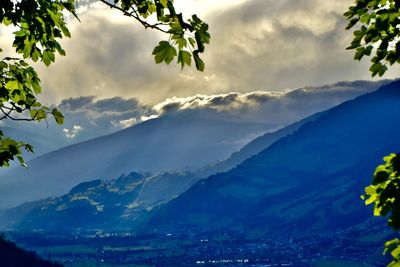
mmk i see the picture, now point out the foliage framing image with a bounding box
[362,154,400,266]
[0,0,210,167]
[345,0,400,77]
[345,0,400,265]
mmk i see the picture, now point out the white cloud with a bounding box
[111,118,138,129]
[140,114,158,122]
[63,125,83,139]
[152,79,390,124]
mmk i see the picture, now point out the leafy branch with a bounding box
[0,0,210,168]
[345,0,400,77]
[99,0,210,71]
[362,154,400,265]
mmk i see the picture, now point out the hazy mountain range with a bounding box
[0,113,319,231]
[0,111,276,209]
[1,80,399,234]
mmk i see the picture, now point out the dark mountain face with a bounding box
[0,112,273,209]
[144,81,400,234]
[197,112,323,178]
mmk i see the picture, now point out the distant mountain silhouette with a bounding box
[0,234,62,267]
[0,112,274,209]
[143,80,400,234]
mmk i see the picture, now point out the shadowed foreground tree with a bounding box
[0,234,62,267]
[0,0,210,167]
[345,0,400,265]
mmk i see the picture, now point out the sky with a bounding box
[0,0,399,144]
[21,0,400,104]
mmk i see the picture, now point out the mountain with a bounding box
[0,171,200,231]
[197,112,323,178]
[4,81,397,233]
[2,80,389,162]
[142,80,400,234]
[0,80,391,209]
[5,172,151,231]
[0,112,274,209]
[0,114,319,232]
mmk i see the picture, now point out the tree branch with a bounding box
[0,104,36,122]
[0,106,14,120]
[99,0,169,33]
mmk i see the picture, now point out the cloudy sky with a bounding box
[0,0,399,146]
[20,0,399,104]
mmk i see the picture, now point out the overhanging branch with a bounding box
[99,0,169,33]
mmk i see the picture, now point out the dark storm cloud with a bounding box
[59,96,96,110]
[57,96,154,136]
[60,96,148,115]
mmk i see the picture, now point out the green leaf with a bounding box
[188,37,196,48]
[160,0,168,8]
[392,247,400,259]
[6,80,19,90]
[42,50,55,66]
[30,109,46,121]
[152,41,177,64]
[17,155,28,168]
[369,62,384,77]
[354,47,365,60]
[0,61,7,69]
[31,49,41,62]
[193,51,205,71]
[32,81,42,94]
[178,50,191,68]
[13,30,28,37]
[365,194,377,205]
[52,108,64,124]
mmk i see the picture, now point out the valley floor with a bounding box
[6,226,391,267]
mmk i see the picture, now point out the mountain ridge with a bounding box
[0,113,274,209]
[0,114,316,231]
[142,80,400,234]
